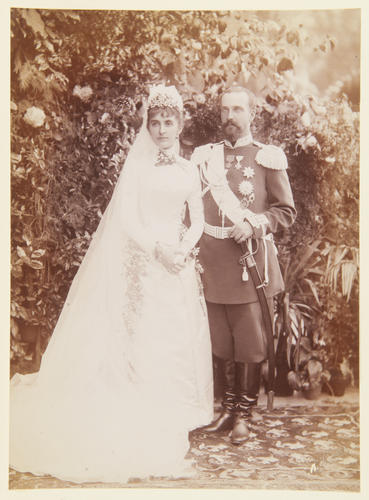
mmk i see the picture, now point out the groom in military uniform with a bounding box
[191,86,296,445]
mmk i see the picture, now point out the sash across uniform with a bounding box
[192,138,296,363]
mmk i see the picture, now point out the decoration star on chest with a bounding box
[243,166,255,179]
[238,164,255,207]
[239,180,254,196]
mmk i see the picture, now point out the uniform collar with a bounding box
[223,133,253,149]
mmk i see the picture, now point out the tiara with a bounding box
[147,84,183,112]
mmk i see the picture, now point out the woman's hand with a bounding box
[155,243,187,274]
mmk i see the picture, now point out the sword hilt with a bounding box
[239,239,259,267]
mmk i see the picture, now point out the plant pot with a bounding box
[302,385,322,400]
[275,365,294,397]
[329,372,347,397]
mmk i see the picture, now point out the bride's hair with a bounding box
[147,106,182,125]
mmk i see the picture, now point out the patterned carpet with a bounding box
[9,394,360,492]
[187,402,360,490]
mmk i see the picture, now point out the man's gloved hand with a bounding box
[228,221,253,244]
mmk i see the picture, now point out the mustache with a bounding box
[223,120,241,130]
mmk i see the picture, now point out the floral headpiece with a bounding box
[147,84,183,113]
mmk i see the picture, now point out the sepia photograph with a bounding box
[5,2,365,499]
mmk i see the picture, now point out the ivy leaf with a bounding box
[53,132,63,141]
[29,260,44,270]
[16,246,27,259]
[31,249,46,258]
[18,61,35,91]
[61,11,81,22]
[22,227,35,246]
[20,9,47,38]
[11,153,22,163]
[10,318,20,339]
[44,40,55,52]
[277,57,294,73]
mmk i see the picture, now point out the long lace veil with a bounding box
[14,87,178,389]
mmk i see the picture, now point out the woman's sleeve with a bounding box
[180,165,204,255]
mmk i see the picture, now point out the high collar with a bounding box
[155,143,179,156]
[223,133,253,149]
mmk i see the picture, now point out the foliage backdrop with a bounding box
[10,9,360,381]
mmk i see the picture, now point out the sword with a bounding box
[239,239,275,411]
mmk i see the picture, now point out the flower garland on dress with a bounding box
[122,239,149,337]
[188,246,207,317]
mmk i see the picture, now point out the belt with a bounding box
[204,222,277,287]
[204,222,275,245]
[204,222,232,239]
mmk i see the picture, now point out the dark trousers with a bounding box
[206,299,273,363]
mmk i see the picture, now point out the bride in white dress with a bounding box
[9,85,213,484]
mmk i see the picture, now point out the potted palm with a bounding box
[321,243,358,396]
[274,239,327,398]
[274,239,358,399]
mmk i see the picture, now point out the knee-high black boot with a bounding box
[231,362,261,445]
[201,358,236,432]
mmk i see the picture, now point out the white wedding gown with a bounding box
[9,154,213,484]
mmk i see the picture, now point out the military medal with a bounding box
[238,164,255,208]
[235,155,243,169]
[225,155,234,169]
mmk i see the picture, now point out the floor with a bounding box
[8,388,360,493]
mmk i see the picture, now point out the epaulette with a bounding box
[197,140,224,150]
[191,143,213,165]
[253,141,288,171]
[193,142,216,153]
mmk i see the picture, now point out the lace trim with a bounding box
[122,239,149,336]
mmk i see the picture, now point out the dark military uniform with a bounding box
[192,136,296,363]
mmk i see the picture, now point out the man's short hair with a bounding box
[220,85,256,113]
